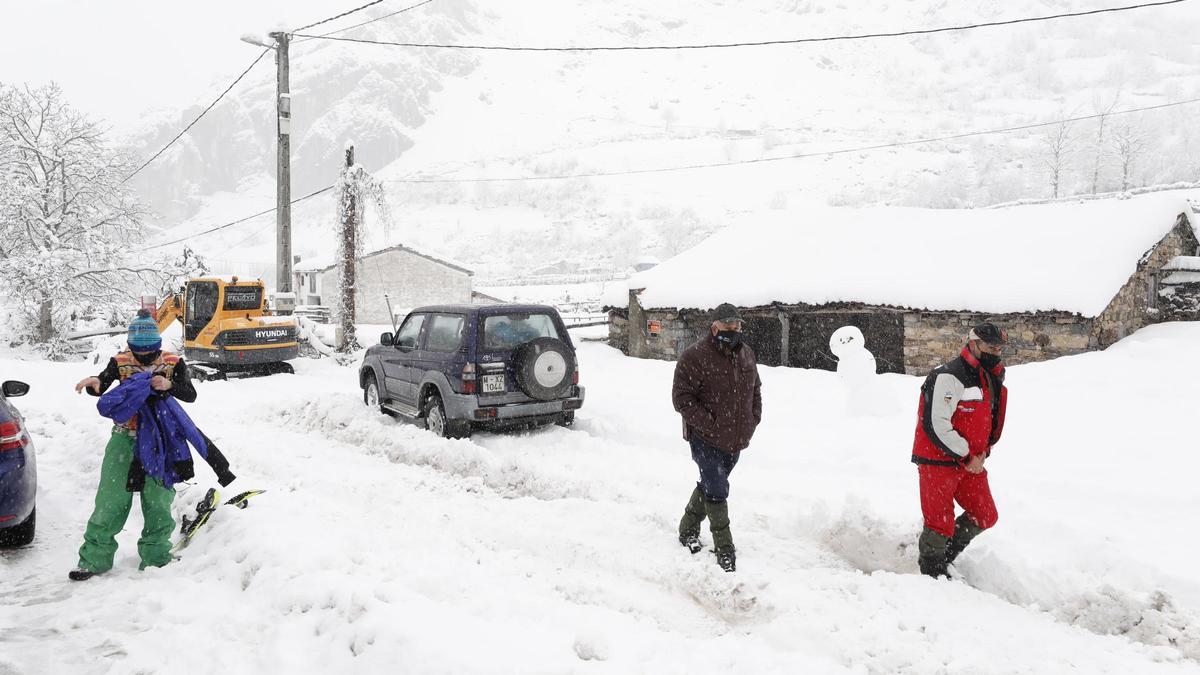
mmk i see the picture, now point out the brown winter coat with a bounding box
[672,335,763,453]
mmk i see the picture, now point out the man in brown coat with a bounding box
[672,303,763,572]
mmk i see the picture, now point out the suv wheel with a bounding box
[0,508,35,547]
[424,392,470,439]
[363,373,385,414]
[513,337,576,401]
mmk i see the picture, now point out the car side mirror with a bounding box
[2,380,30,397]
[380,332,394,346]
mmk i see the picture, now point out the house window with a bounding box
[309,274,317,293]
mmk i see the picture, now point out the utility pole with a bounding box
[268,31,292,294]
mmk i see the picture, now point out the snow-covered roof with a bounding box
[296,242,472,275]
[610,190,1197,318]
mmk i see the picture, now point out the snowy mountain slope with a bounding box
[135,0,1200,280]
[3,322,1200,673]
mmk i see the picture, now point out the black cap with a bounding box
[969,322,1008,345]
[713,303,744,324]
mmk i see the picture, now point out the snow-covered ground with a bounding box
[3,323,1200,673]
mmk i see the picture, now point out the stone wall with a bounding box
[902,311,1091,375]
[607,307,629,352]
[319,248,473,324]
[1159,282,1200,320]
[613,298,1096,376]
[1092,215,1199,347]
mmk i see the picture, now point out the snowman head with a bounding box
[829,325,865,358]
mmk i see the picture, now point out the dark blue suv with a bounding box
[359,304,585,438]
[0,379,35,547]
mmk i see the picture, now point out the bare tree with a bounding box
[1089,92,1121,194]
[1111,121,1148,192]
[0,83,170,348]
[1041,119,1076,199]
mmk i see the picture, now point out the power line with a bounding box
[291,0,388,33]
[294,0,1187,51]
[294,0,436,43]
[383,96,1200,183]
[122,49,271,184]
[146,185,334,251]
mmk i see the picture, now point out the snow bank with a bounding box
[613,190,1197,316]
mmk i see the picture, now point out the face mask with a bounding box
[978,352,1001,370]
[715,330,743,348]
[133,350,160,366]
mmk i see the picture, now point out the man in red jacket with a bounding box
[672,303,763,573]
[910,322,1008,578]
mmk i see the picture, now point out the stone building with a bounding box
[295,243,474,324]
[607,190,1200,375]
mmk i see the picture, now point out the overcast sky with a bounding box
[0,0,336,133]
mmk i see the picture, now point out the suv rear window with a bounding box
[481,313,558,351]
[425,314,465,352]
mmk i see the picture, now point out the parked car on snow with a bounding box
[359,304,585,438]
[0,379,36,546]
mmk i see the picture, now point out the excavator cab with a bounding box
[156,277,298,380]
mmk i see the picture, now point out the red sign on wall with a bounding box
[647,320,662,336]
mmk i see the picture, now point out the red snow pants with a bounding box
[918,463,998,538]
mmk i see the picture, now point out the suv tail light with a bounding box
[0,420,29,452]
[462,362,477,394]
[572,369,579,386]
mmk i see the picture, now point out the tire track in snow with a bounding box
[240,394,641,504]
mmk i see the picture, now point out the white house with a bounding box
[295,243,474,324]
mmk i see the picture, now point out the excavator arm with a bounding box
[155,293,184,333]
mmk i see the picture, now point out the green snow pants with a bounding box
[77,430,175,573]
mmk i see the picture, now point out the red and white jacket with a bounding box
[911,347,1007,466]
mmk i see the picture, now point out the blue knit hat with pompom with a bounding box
[127,309,162,351]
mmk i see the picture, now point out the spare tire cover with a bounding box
[513,337,576,401]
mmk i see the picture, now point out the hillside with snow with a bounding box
[123,0,1200,281]
[4,323,1200,673]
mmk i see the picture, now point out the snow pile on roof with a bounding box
[1162,255,1200,271]
[614,190,1196,317]
[1162,256,1200,284]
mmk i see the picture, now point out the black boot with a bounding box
[704,499,736,573]
[678,485,706,554]
[945,514,985,567]
[68,568,97,582]
[917,528,950,578]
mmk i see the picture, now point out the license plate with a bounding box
[481,374,506,393]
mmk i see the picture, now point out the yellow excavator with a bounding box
[155,276,299,380]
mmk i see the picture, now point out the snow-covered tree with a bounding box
[334,144,391,351]
[1040,119,1075,199]
[0,83,174,349]
[1111,121,1148,192]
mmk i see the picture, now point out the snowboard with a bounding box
[174,488,266,551]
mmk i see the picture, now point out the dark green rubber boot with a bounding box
[945,514,986,567]
[704,499,736,572]
[678,486,706,554]
[918,527,951,578]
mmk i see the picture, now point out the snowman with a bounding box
[829,325,894,416]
